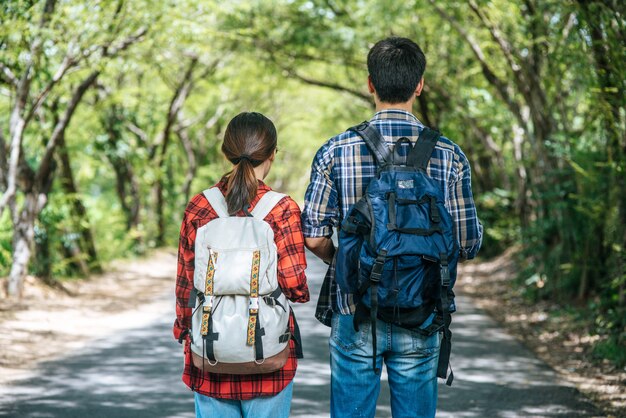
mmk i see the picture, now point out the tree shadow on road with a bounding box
[0,311,193,418]
[0,259,605,418]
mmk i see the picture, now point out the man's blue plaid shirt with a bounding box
[302,109,483,326]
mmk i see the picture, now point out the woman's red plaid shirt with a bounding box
[173,180,309,400]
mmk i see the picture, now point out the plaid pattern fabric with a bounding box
[302,110,483,325]
[173,180,309,400]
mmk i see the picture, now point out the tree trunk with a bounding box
[103,109,142,240]
[2,10,145,295]
[57,134,101,273]
[34,223,52,282]
[512,125,530,227]
[176,127,197,203]
[6,72,99,297]
[0,0,58,220]
[578,0,626,303]
[0,130,7,191]
[7,194,41,297]
[153,57,199,246]
[154,179,166,246]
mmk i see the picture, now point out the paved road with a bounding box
[0,256,604,417]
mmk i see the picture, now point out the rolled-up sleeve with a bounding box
[302,142,339,238]
[448,148,483,260]
[272,197,309,303]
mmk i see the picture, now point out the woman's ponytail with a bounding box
[221,112,277,215]
[225,157,259,215]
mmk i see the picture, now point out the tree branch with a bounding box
[175,124,197,202]
[103,27,148,58]
[0,129,7,191]
[0,0,59,219]
[25,51,78,124]
[193,58,221,83]
[26,27,147,125]
[467,0,524,81]
[0,63,18,87]
[204,105,225,132]
[283,66,371,103]
[125,121,149,145]
[35,71,100,189]
[177,103,225,132]
[320,0,348,17]
[428,0,527,128]
[159,57,199,156]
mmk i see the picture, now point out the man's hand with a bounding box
[305,237,336,265]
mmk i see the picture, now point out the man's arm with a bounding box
[301,141,339,260]
[449,148,483,261]
[305,236,335,264]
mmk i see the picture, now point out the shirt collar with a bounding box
[371,109,422,125]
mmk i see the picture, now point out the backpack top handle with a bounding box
[349,121,441,171]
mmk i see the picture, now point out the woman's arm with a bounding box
[173,199,202,342]
[272,197,310,303]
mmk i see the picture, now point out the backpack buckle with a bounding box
[441,265,450,287]
[263,296,276,307]
[370,251,387,283]
[370,268,382,283]
[355,121,369,132]
[203,295,214,313]
[249,297,259,310]
[430,196,441,223]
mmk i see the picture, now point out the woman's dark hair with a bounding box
[367,37,426,103]
[221,112,277,215]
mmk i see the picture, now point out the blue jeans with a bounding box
[194,381,293,418]
[330,313,440,418]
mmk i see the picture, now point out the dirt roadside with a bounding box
[0,249,177,386]
[456,250,626,418]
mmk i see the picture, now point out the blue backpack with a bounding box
[335,121,458,385]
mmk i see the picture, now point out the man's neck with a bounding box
[375,100,414,114]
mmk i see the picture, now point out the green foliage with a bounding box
[1,0,624,366]
[0,214,12,277]
[475,189,518,258]
[593,336,626,368]
[591,299,626,368]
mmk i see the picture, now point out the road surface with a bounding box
[0,255,604,417]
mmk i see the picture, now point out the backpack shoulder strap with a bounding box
[251,191,287,220]
[203,187,229,218]
[407,127,441,170]
[348,121,391,166]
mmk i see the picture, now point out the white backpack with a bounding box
[188,187,293,374]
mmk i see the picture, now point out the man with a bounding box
[302,37,483,417]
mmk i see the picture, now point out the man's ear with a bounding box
[415,77,425,97]
[367,75,376,94]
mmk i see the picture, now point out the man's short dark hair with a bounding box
[367,37,426,103]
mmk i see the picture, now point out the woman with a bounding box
[173,112,309,418]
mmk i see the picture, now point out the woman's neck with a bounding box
[253,161,268,180]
